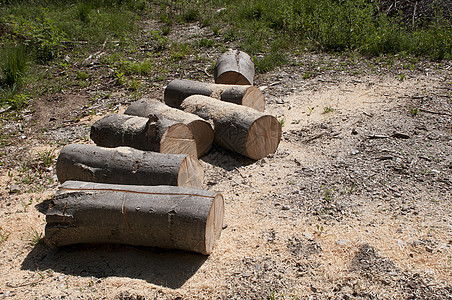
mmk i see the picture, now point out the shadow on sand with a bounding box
[22,243,207,289]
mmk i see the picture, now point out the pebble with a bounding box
[9,185,20,194]
[303,232,313,239]
[336,239,349,246]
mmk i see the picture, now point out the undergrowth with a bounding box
[0,0,449,109]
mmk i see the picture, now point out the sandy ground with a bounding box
[0,24,451,300]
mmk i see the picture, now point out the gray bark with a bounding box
[56,144,204,188]
[44,181,224,255]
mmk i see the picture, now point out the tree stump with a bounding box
[180,95,281,160]
[90,113,197,156]
[214,50,254,85]
[44,181,224,255]
[124,98,214,157]
[56,144,204,188]
[164,79,265,112]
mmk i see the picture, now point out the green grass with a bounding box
[0,0,449,113]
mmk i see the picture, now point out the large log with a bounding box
[164,79,265,112]
[90,113,197,156]
[44,181,224,255]
[180,95,281,160]
[214,50,254,85]
[124,99,214,157]
[56,144,204,188]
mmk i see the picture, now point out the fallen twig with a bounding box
[419,108,452,117]
[367,134,390,139]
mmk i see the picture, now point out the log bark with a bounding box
[180,95,281,160]
[164,79,265,112]
[124,99,214,157]
[44,181,224,255]
[214,50,254,85]
[56,144,204,188]
[90,113,197,156]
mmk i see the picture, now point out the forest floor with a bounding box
[0,20,451,299]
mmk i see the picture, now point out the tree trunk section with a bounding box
[180,95,281,160]
[56,144,204,188]
[214,50,254,85]
[164,79,265,112]
[124,99,214,157]
[90,113,197,156]
[44,181,224,255]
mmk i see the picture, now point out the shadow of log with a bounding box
[201,145,255,171]
[21,243,207,289]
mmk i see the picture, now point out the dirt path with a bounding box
[0,31,451,299]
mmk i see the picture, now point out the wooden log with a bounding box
[214,50,254,85]
[44,181,224,255]
[90,113,197,156]
[180,95,281,160]
[56,144,204,188]
[164,79,265,112]
[124,98,214,157]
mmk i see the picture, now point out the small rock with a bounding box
[281,205,290,211]
[303,232,313,239]
[9,185,20,194]
[425,246,433,252]
[336,239,349,246]
[351,128,358,135]
[397,239,405,249]
[351,149,359,155]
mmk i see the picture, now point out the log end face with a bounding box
[187,120,214,157]
[215,71,251,86]
[177,155,204,189]
[245,115,282,160]
[160,123,197,157]
[243,86,265,112]
[204,193,224,255]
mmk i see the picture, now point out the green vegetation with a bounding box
[0,0,449,111]
[0,227,10,246]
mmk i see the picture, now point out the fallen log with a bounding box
[44,181,224,255]
[164,79,265,112]
[124,98,214,157]
[90,113,197,156]
[56,144,203,188]
[214,50,254,85]
[180,95,281,160]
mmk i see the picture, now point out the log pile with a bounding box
[39,49,281,255]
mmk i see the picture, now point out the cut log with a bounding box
[180,95,281,160]
[214,50,254,85]
[90,113,197,156]
[124,99,214,157]
[44,181,224,255]
[164,79,265,112]
[56,144,203,188]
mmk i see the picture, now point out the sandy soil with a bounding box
[0,23,451,299]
